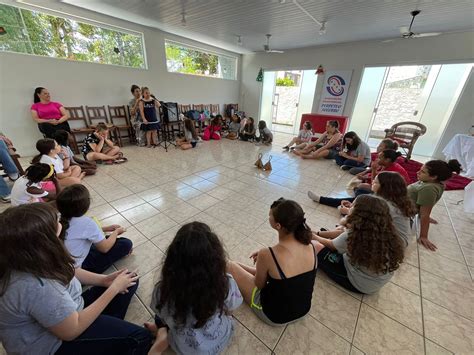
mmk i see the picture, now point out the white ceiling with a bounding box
[59,0,474,54]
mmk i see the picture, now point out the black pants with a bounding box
[317,247,361,294]
[82,238,133,274]
[319,189,373,208]
[38,121,71,139]
[55,280,152,355]
[239,133,255,141]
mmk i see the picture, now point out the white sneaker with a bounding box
[8,173,19,181]
[1,194,11,203]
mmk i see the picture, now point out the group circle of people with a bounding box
[0,86,463,354]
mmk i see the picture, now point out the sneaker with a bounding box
[307,191,320,203]
[340,165,351,171]
[1,194,11,203]
[282,146,289,151]
[8,173,19,181]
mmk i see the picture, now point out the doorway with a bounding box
[259,69,317,135]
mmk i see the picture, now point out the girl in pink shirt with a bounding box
[31,87,71,138]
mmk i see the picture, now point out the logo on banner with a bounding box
[326,75,346,96]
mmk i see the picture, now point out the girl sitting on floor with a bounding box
[256,120,273,145]
[348,138,399,175]
[33,138,84,187]
[146,222,242,355]
[82,123,126,164]
[226,113,241,140]
[202,115,223,141]
[0,203,150,355]
[53,130,97,175]
[335,131,371,170]
[176,118,198,150]
[314,172,416,247]
[239,117,256,141]
[283,121,313,151]
[56,184,133,274]
[293,120,343,160]
[314,194,404,294]
[10,163,60,206]
[409,159,461,251]
[228,198,318,326]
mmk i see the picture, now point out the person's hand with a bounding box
[341,200,352,208]
[115,227,126,235]
[109,269,139,294]
[102,269,123,288]
[60,147,69,158]
[109,224,121,230]
[418,237,437,251]
[250,250,259,264]
[50,120,59,125]
[339,151,345,157]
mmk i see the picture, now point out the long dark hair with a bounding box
[53,130,70,147]
[270,198,312,244]
[25,163,54,185]
[258,120,267,130]
[376,172,417,218]
[156,222,229,328]
[346,195,404,274]
[183,118,198,140]
[342,131,361,151]
[56,184,91,241]
[32,138,56,163]
[380,149,402,163]
[0,204,75,296]
[33,87,45,103]
[380,138,399,151]
[245,117,255,132]
[425,159,461,182]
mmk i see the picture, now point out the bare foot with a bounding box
[429,217,438,224]
[79,172,86,180]
[418,237,437,251]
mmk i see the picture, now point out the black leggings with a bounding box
[38,121,71,139]
[319,189,373,208]
[317,247,361,294]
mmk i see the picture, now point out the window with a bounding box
[0,3,146,69]
[165,40,237,80]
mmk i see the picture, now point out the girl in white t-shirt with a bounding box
[10,163,61,206]
[32,138,84,187]
[283,121,313,151]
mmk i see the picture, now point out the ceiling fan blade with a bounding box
[269,50,284,53]
[413,32,442,38]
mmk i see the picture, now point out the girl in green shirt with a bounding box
[408,159,461,251]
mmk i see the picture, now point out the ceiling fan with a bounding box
[383,10,441,42]
[261,34,284,53]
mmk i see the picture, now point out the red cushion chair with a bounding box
[299,114,349,140]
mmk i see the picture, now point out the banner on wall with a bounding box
[317,70,353,116]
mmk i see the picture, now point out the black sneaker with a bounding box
[282,146,289,151]
[340,165,352,171]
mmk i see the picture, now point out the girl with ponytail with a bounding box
[228,198,319,326]
[408,159,462,251]
[56,184,133,274]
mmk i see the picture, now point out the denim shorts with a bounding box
[325,148,339,159]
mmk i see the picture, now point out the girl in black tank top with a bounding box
[228,198,318,326]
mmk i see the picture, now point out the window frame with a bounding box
[0,1,148,69]
[164,39,238,80]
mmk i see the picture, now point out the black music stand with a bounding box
[156,103,179,152]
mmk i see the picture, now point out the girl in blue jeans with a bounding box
[0,138,19,202]
[335,131,371,170]
[0,204,151,355]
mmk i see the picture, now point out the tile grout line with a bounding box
[415,240,428,355]
[442,197,473,280]
[271,324,288,353]
[231,316,275,353]
[350,298,363,346]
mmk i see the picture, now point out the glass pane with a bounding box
[0,5,31,53]
[273,70,302,126]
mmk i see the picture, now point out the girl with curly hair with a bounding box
[409,159,461,251]
[315,171,416,247]
[314,194,405,294]
[147,222,242,355]
[228,198,318,326]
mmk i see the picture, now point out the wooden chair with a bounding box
[224,103,239,118]
[108,105,135,144]
[64,106,93,154]
[192,104,204,112]
[0,144,25,176]
[179,104,192,114]
[86,105,122,147]
[202,104,211,112]
[210,104,220,116]
[384,121,427,160]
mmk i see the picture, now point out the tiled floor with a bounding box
[1,133,473,354]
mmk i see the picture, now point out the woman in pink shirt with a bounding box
[31,87,71,138]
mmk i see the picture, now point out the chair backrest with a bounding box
[386,121,427,145]
[193,104,204,112]
[202,104,211,112]
[179,104,191,114]
[86,105,109,126]
[64,106,89,128]
[224,103,239,118]
[210,104,220,116]
[108,105,130,127]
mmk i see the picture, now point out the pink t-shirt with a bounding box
[31,101,63,120]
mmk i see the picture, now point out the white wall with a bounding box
[0,0,241,155]
[241,31,474,156]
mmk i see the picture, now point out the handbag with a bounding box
[263,155,272,171]
[254,153,264,169]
